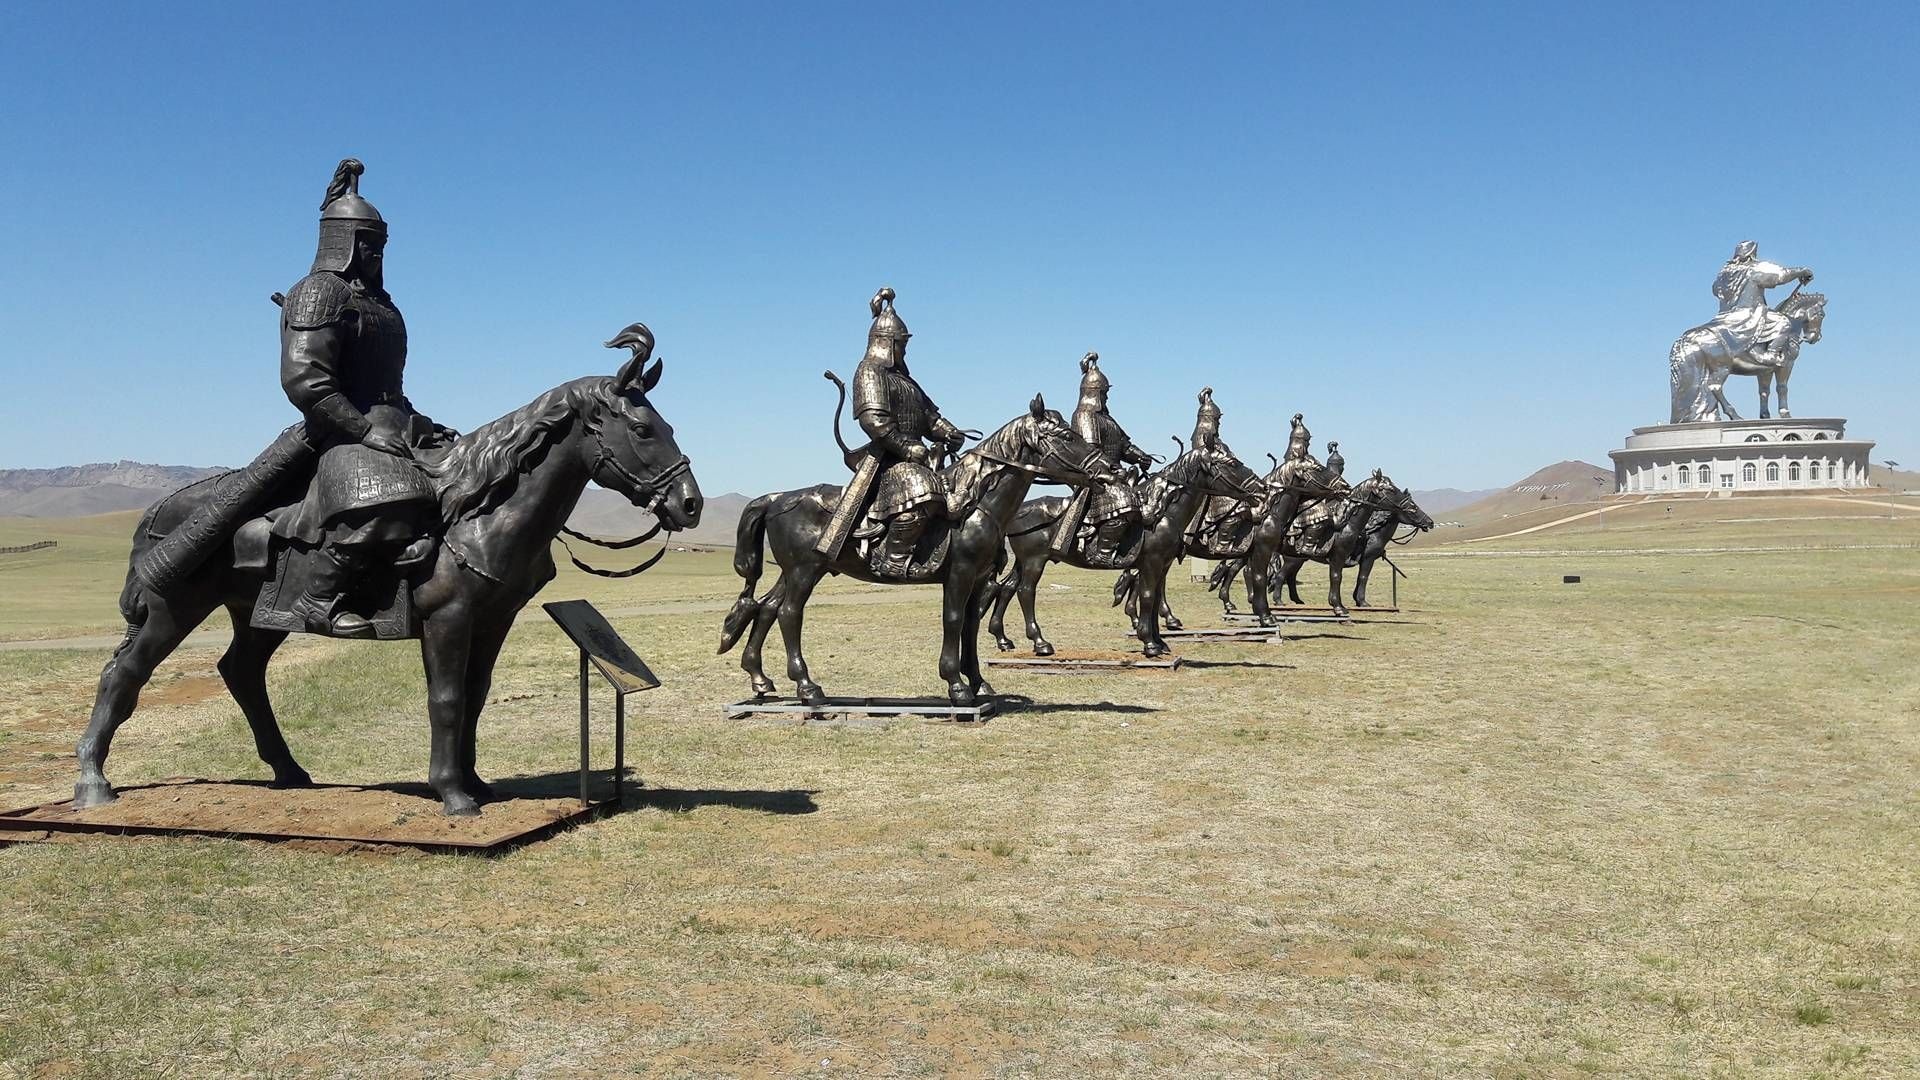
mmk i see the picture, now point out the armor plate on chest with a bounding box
[343,292,408,409]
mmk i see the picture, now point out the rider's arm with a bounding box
[1750,260,1811,288]
[1123,441,1154,467]
[281,326,372,442]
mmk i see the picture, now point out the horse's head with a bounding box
[1785,291,1827,345]
[1008,393,1111,486]
[588,323,703,530]
[1167,443,1264,501]
[1392,486,1434,532]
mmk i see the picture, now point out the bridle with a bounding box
[559,414,694,578]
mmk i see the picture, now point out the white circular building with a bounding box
[1609,418,1874,494]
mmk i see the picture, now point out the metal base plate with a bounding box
[1131,626,1284,643]
[724,696,997,721]
[986,649,1181,671]
[0,777,612,854]
[1219,611,1355,624]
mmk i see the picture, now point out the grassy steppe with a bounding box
[1,507,1916,1077]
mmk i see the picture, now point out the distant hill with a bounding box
[0,462,225,517]
[568,488,752,548]
[1877,466,1920,493]
[1431,460,1614,528]
[1410,487,1502,515]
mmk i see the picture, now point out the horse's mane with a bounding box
[1781,290,1826,316]
[426,378,596,524]
[942,409,1041,512]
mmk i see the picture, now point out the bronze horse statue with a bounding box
[75,342,701,816]
[720,390,1108,707]
[1211,470,1432,616]
[1114,449,1341,636]
[986,442,1266,657]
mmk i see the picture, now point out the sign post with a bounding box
[542,600,660,807]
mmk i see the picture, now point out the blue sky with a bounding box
[2,2,1914,492]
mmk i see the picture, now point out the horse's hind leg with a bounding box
[456,616,513,801]
[1160,593,1182,632]
[987,571,1019,652]
[217,609,309,789]
[775,565,827,706]
[1757,370,1773,420]
[75,592,216,807]
[739,577,784,697]
[1013,555,1053,656]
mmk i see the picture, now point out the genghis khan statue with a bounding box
[1706,240,1813,365]
[135,158,453,636]
[1070,353,1155,563]
[846,287,968,576]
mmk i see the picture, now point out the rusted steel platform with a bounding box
[986,649,1182,671]
[723,696,996,722]
[0,777,610,853]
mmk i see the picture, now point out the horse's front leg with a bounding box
[420,604,479,816]
[1014,556,1052,656]
[942,546,984,707]
[1325,547,1351,618]
[962,577,994,700]
[1757,370,1773,420]
[458,613,514,803]
[1775,363,1792,419]
[1247,544,1277,627]
[1353,555,1375,608]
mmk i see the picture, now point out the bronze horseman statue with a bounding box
[988,361,1266,658]
[1069,353,1156,563]
[1669,241,1826,423]
[722,288,1113,705]
[77,158,702,815]
[839,287,969,575]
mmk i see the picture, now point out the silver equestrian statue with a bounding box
[1668,240,1826,423]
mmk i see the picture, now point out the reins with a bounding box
[563,427,695,577]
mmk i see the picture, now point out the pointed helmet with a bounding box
[1191,387,1223,449]
[1077,351,1110,407]
[863,285,912,366]
[1326,440,1345,477]
[312,158,387,274]
[1285,412,1311,460]
[1730,240,1758,263]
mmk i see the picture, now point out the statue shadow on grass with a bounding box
[471,771,820,816]
[1174,659,1296,671]
[993,695,1160,716]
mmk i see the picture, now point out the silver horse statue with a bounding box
[1668,241,1826,423]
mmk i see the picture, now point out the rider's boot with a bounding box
[879,510,926,577]
[291,545,376,638]
[1090,516,1131,564]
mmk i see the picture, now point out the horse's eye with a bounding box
[631,422,653,439]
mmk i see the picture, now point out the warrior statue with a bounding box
[135,158,452,636]
[1283,413,1317,466]
[1068,353,1154,562]
[1669,241,1825,423]
[1326,440,1345,480]
[843,287,967,576]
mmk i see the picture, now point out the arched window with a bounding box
[1766,462,1780,483]
[1743,463,1757,483]
[1788,462,1801,482]
[1745,434,1767,443]
[1677,465,1691,486]
[1783,433,1803,441]
[1813,432,1828,440]
[1827,462,1836,480]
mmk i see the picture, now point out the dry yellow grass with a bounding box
[0,507,1916,1077]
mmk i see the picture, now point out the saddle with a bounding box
[1188,498,1258,558]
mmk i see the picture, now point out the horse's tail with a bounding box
[1670,334,1707,422]
[718,495,773,654]
[1207,558,1241,595]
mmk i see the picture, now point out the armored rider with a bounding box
[1070,353,1155,563]
[1325,440,1345,480]
[271,159,452,636]
[1191,388,1228,454]
[1706,240,1813,366]
[849,287,966,576]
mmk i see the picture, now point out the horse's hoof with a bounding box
[269,766,314,790]
[462,775,496,802]
[797,683,827,707]
[1223,603,1238,614]
[72,780,117,809]
[973,680,997,698]
[1142,642,1169,659]
[995,637,1015,652]
[440,791,482,817]
[1033,640,1055,657]
[1333,607,1350,619]
[750,675,777,697]
[949,684,977,708]
[1165,617,1184,632]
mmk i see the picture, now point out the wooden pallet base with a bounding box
[1131,626,1284,644]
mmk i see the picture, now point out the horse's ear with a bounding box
[1373,468,1384,480]
[1030,393,1045,418]
[640,357,664,393]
